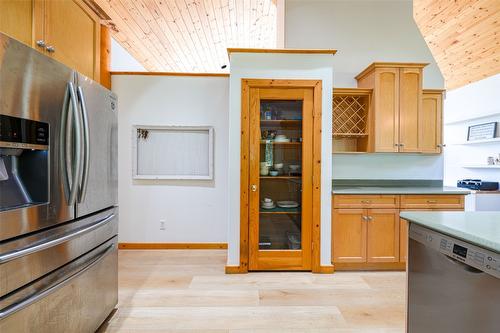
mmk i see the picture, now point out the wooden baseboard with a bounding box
[315,265,335,274]
[334,262,406,271]
[225,265,248,274]
[118,243,228,250]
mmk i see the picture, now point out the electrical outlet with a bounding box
[159,219,166,230]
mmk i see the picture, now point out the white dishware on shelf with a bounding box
[274,135,290,143]
[274,163,284,169]
[261,198,276,209]
[288,164,301,172]
[261,203,276,209]
[269,170,279,176]
[260,165,269,176]
[277,201,299,208]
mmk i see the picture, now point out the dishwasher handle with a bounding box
[443,254,484,274]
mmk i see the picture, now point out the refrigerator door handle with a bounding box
[0,243,114,320]
[60,82,82,206]
[76,86,90,203]
[0,213,115,264]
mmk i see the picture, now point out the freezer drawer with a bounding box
[0,237,118,332]
[0,207,117,297]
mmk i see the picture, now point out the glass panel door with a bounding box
[248,87,313,271]
[259,100,303,250]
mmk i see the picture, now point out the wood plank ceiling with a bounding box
[413,0,500,90]
[93,0,279,73]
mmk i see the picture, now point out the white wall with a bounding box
[286,0,444,180]
[111,38,146,72]
[112,75,229,243]
[227,52,334,267]
[443,74,500,187]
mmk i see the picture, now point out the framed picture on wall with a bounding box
[467,122,497,141]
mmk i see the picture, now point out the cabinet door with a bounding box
[248,88,314,271]
[332,209,367,263]
[366,209,399,263]
[374,68,400,152]
[399,68,423,152]
[399,218,408,262]
[44,0,100,79]
[0,0,33,46]
[419,92,443,153]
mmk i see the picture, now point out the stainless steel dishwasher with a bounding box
[408,223,500,333]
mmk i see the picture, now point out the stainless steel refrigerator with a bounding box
[0,32,118,332]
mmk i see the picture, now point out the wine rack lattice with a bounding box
[332,94,369,137]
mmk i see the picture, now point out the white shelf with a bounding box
[445,112,500,125]
[453,138,500,145]
[462,165,500,169]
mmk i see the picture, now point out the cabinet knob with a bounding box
[362,216,368,221]
[250,184,257,192]
[36,40,46,48]
[399,143,405,147]
[367,216,373,221]
[46,45,55,53]
[437,144,446,148]
[360,200,372,204]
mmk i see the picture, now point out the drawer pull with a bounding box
[360,200,372,204]
[427,200,438,204]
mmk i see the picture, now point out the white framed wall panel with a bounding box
[132,125,214,180]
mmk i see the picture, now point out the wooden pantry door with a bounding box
[247,86,314,271]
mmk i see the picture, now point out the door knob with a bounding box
[46,45,55,53]
[36,40,46,48]
[250,184,257,192]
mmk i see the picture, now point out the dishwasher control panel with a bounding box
[410,224,500,279]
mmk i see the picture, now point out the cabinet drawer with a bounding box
[400,195,464,209]
[333,195,399,209]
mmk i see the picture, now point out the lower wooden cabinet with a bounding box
[399,218,409,262]
[332,209,366,263]
[332,208,399,266]
[333,194,466,269]
[366,209,399,263]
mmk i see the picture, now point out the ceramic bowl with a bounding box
[270,170,279,176]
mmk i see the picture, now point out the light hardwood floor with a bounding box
[99,250,405,332]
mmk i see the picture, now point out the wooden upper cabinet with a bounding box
[0,0,101,82]
[0,0,34,46]
[44,0,100,80]
[356,63,430,153]
[399,67,423,152]
[419,90,444,153]
[375,68,400,152]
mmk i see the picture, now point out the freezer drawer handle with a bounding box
[0,213,115,264]
[0,243,114,320]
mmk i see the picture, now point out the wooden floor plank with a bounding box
[100,250,405,333]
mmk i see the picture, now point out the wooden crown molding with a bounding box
[355,62,429,81]
[111,71,229,77]
[227,48,337,58]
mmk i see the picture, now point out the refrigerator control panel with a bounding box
[410,223,500,279]
[0,114,49,149]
